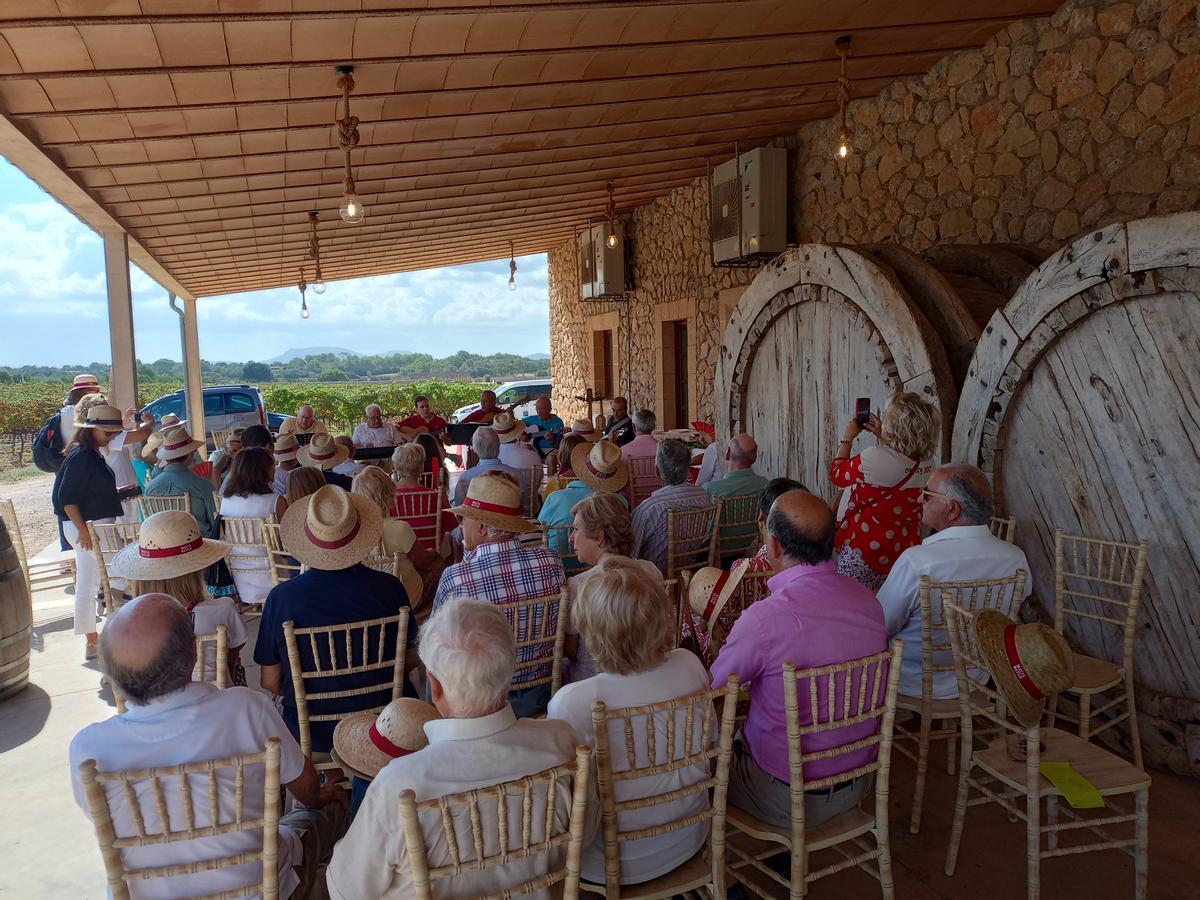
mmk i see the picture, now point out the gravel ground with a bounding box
[1,471,59,553]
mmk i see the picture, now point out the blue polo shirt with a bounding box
[523,414,564,453]
[538,481,628,564]
[253,563,418,753]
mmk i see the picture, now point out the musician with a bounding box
[352,404,398,449]
[277,404,327,446]
[461,390,499,424]
[604,396,634,447]
[522,396,564,458]
[396,395,449,442]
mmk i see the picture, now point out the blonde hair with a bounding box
[134,571,207,611]
[881,391,940,459]
[571,492,633,556]
[392,442,426,479]
[352,465,395,517]
[574,557,673,675]
[285,466,327,505]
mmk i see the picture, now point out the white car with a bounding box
[450,378,553,423]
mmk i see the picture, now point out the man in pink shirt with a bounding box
[619,408,660,462]
[710,490,887,828]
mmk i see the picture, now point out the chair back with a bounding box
[210,427,233,450]
[915,571,1028,703]
[113,624,230,715]
[516,465,540,518]
[666,505,719,580]
[495,589,569,696]
[1053,529,1149,669]
[710,494,761,563]
[261,522,301,585]
[711,567,771,658]
[627,456,661,508]
[394,488,443,554]
[416,471,436,490]
[282,611,410,763]
[137,493,192,520]
[88,521,140,611]
[363,547,401,578]
[78,737,283,900]
[588,676,741,896]
[1,496,74,593]
[221,515,268,579]
[989,515,1017,543]
[542,525,590,577]
[399,746,593,900]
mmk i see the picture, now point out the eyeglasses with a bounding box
[920,488,953,502]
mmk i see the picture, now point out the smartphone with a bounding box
[855,397,871,428]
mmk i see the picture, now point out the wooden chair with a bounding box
[665,505,719,580]
[582,675,741,898]
[363,549,401,578]
[209,427,233,450]
[942,601,1150,900]
[542,525,590,577]
[516,464,541,518]
[894,571,1028,835]
[399,746,593,900]
[726,643,903,900]
[496,589,569,699]
[113,625,230,715]
[261,522,301,585]
[989,515,1017,543]
[1046,529,1150,769]
[0,496,74,594]
[87,521,140,614]
[415,471,437,490]
[283,610,410,770]
[627,456,661,508]
[708,494,761,565]
[689,567,772,662]
[394,488,444,556]
[137,493,192,520]
[220,515,269,602]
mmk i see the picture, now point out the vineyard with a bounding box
[0,378,488,469]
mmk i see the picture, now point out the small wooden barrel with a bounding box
[0,515,33,700]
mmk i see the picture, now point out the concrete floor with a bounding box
[3,544,1199,899]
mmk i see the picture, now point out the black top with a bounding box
[52,445,123,522]
[322,470,353,491]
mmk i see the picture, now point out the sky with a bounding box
[0,157,552,367]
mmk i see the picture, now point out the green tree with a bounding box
[242,361,273,382]
[317,368,349,382]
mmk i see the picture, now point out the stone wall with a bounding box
[548,0,1199,422]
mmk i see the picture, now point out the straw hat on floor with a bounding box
[280,484,382,570]
[333,698,441,780]
[111,510,230,581]
[297,432,351,469]
[975,610,1074,728]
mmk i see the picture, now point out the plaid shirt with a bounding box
[434,540,566,686]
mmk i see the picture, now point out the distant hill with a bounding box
[267,347,355,363]
[527,352,550,360]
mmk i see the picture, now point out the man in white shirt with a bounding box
[876,464,1032,699]
[327,598,597,899]
[352,403,397,449]
[493,410,543,513]
[69,594,348,900]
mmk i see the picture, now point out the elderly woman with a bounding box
[392,442,456,554]
[565,492,662,682]
[284,465,327,507]
[831,391,939,591]
[548,556,712,886]
[219,447,282,607]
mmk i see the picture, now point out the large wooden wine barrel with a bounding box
[954,211,1200,775]
[0,514,33,701]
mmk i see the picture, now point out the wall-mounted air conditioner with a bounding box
[710,146,787,265]
[578,222,627,299]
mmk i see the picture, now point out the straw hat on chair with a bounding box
[332,698,441,780]
[686,565,748,637]
[975,611,1075,728]
[280,484,382,570]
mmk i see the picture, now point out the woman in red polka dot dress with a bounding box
[830,392,940,592]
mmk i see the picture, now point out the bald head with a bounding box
[100,593,196,706]
[766,490,836,569]
[727,433,758,470]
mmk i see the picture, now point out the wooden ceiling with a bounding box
[0,0,1061,298]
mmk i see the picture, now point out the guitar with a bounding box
[463,394,533,424]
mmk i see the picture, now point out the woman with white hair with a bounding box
[392,442,456,556]
[547,556,711,886]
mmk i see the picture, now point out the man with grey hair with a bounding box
[631,438,713,575]
[876,463,1032,699]
[352,403,397,449]
[453,425,522,506]
[69,594,348,899]
[619,408,660,463]
[278,403,327,445]
[327,598,594,900]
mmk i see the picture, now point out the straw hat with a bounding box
[281,484,382,570]
[332,698,440,780]
[110,510,230,581]
[78,404,126,434]
[72,373,100,389]
[686,565,748,634]
[449,472,537,534]
[571,439,628,493]
[156,424,205,461]
[569,418,601,442]
[491,411,523,444]
[975,610,1075,728]
[273,432,300,463]
[297,432,351,469]
[140,414,183,463]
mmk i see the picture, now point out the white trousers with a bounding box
[64,518,112,636]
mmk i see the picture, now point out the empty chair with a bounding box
[0,497,74,594]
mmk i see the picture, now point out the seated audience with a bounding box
[549,557,710,885]
[240,424,274,452]
[326,598,593,899]
[331,435,364,479]
[493,411,543,511]
[631,438,713,575]
[352,403,397,449]
[145,424,219,537]
[298,432,354,490]
[540,440,628,565]
[619,408,660,462]
[392,442,456,554]
[694,429,724,488]
[710,490,887,828]
[139,412,183,479]
[876,464,1031,699]
[220,447,283,607]
[541,433,586,498]
[278,404,327,442]
[284,465,327,507]
[452,426,521,506]
[70,594,347,900]
[254,485,419,754]
[523,395,564,457]
[436,472,565,717]
[353,465,439,615]
[831,391,938,591]
[272,433,301,496]
[604,395,634,446]
[210,429,243,487]
[704,434,769,564]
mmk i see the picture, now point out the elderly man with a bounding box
[494,410,543,512]
[604,395,634,446]
[145,424,219,537]
[523,395,564,457]
[452,426,522,506]
[255,485,419,754]
[278,405,327,444]
[462,389,500,424]
[437,472,565,716]
[327,598,592,899]
[711,491,887,828]
[352,404,397,449]
[272,433,301,495]
[630,438,712,575]
[70,594,348,900]
[705,434,769,565]
[619,408,659,462]
[876,464,1031,699]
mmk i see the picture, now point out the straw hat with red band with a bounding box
[77,403,126,434]
[491,411,523,444]
[110,510,230,581]
[280,484,382,570]
[571,439,628,493]
[140,414,184,463]
[156,423,206,461]
[72,373,101,389]
[297,432,351,470]
[449,472,537,534]
[686,565,748,635]
[273,432,300,463]
[332,698,441,780]
[569,418,602,442]
[975,609,1075,728]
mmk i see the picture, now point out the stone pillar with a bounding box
[103,231,138,410]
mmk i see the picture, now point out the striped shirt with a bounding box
[631,482,713,575]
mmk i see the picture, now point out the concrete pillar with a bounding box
[181,296,206,436]
[103,232,138,410]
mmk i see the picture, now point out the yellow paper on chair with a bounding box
[1039,762,1104,809]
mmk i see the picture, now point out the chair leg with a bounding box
[945,720,958,776]
[876,817,895,900]
[1134,788,1149,900]
[1045,692,1058,731]
[910,711,932,834]
[1046,796,1058,851]
[1026,764,1040,900]
[1077,692,1093,744]
[944,735,972,876]
[794,844,807,900]
[1126,682,1144,770]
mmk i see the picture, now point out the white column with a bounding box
[103,231,138,409]
[181,296,206,435]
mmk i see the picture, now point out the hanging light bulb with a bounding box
[298,268,310,319]
[301,296,310,319]
[837,130,851,159]
[307,211,327,294]
[508,241,518,291]
[604,181,619,248]
[334,66,366,225]
[834,36,853,161]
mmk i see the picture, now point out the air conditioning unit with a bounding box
[710,146,787,264]
[578,222,627,299]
